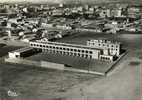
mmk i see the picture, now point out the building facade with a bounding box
[87,39,121,56]
[8,47,38,58]
[29,40,115,62]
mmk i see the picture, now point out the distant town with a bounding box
[0,3,142,41]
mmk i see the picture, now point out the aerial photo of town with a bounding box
[0,0,142,100]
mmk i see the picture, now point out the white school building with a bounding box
[29,39,119,62]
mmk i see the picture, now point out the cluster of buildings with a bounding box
[53,4,141,19]
[0,3,142,19]
[0,15,74,42]
[0,3,142,41]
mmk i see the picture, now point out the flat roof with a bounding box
[88,39,121,44]
[10,47,33,53]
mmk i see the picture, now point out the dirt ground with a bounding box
[0,63,101,100]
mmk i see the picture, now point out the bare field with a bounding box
[0,63,101,100]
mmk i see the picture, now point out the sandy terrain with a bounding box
[0,63,100,100]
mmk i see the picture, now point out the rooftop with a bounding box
[88,39,121,44]
[31,40,107,51]
[10,47,33,53]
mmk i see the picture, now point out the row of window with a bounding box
[110,48,118,51]
[42,49,92,58]
[100,56,112,61]
[31,43,93,54]
[88,42,119,48]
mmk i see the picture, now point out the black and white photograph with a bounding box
[0,0,142,100]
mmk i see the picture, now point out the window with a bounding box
[89,51,93,54]
[82,54,84,57]
[53,50,55,53]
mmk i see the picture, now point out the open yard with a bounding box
[27,52,111,74]
[0,63,100,100]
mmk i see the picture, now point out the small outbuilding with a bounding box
[8,47,40,59]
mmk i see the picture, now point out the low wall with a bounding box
[5,58,40,67]
[5,58,65,70]
[41,61,64,70]
[105,51,127,76]
[5,58,105,75]
[64,67,105,75]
